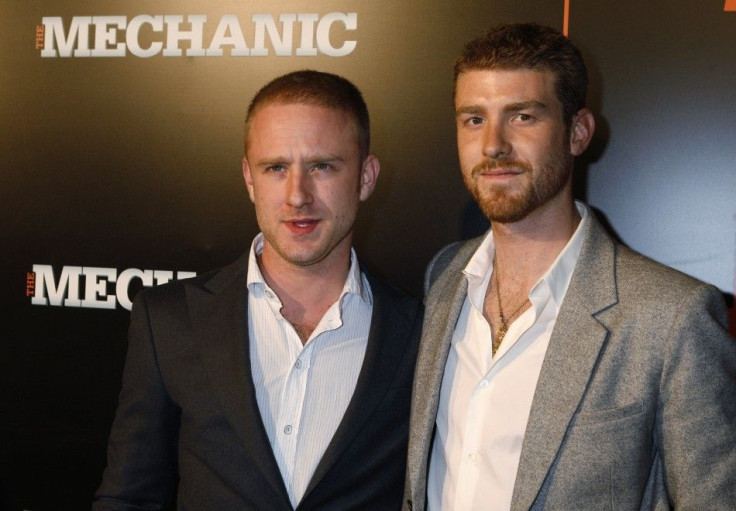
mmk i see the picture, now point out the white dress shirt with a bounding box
[246,234,373,508]
[428,203,589,511]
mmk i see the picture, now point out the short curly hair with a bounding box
[454,23,588,126]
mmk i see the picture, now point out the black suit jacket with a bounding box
[94,253,422,510]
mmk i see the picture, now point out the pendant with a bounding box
[493,324,507,355]
[497,324,507,342]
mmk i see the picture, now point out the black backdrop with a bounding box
[2,1,734,509]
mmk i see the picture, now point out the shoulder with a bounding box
[424,236,484,295]
[583,239,731,340]
[580,213,724,313]
[364,268,423,323]
[132,253,249,312]
[615,244,723,308]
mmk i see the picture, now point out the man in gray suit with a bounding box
[404,23,736,510]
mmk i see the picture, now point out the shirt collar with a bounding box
[246,233,372,306]
[540,201,588,306]
[463,201,589,310]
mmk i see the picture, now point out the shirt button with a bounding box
[265,290,274,299]
[295,359,303,369]
[480,379,489,388]
[284,425,293,435]
[468,453,477,462]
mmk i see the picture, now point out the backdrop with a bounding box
[2,1,734,509]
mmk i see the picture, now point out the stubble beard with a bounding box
[464,148,573,224]
[258,206,357,271]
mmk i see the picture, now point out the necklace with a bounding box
[492,257,529,356]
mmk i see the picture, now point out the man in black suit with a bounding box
[94,70,422,510]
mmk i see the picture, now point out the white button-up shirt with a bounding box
[428,203,589,511]
[246,234,373,508]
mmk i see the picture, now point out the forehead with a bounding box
[250,101,352,129]
[247,102,359,151]
[455,69,560,110]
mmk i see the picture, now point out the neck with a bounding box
[492,199,581,291]
[257,244,352,344]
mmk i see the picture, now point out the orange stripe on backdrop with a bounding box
[726,0,736,11]
[563,0,570,35]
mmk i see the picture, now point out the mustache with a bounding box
[471,159,532,176]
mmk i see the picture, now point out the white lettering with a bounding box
[153,270,174,285]
[41,16,92,57]
[80,267,117,309]
[29,264,196,311]
[39,13,358,58]
[251,14,296,56]
[116,269,154,310]
[31,265,83,306]
[316,12,357,57]
[163,15,206,57]
[295,13,319,56]
[91,16,127,57]
[207,14,250,56]
[126,15,164,58]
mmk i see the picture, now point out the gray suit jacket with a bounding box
[404,213,736,510]
[94,253,422,510]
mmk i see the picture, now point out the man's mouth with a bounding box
[479,168,521,176]
[472,160,531,178]
[285,219,319,234]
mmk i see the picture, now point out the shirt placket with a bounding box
[455,374,494,510]
[276,333,313,489]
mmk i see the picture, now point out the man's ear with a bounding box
[569,108,595,157]
[359,154,380,201]
[242,156,256,203]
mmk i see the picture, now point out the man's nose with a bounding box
[482,123,512,159]
[286,169,313,208]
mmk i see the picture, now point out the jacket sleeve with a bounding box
[659,283,736,509]
[92,291,179,510]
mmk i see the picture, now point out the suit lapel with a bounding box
[511,217,619,510]
[186,255,291,505]
[301,274,414,498]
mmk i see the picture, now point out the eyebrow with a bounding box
[256,154,346,167]
[304,154,346,165]
[255,157,287,167]
[504,101,547,113]
[455,105,485,117]
[455,101,548,117]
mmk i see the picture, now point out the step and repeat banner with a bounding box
[2,0,734,509]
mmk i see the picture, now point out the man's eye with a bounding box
[267,165,285,172]
[312,162,332,171]
[515,113,534,122]
[468,116,484,125]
